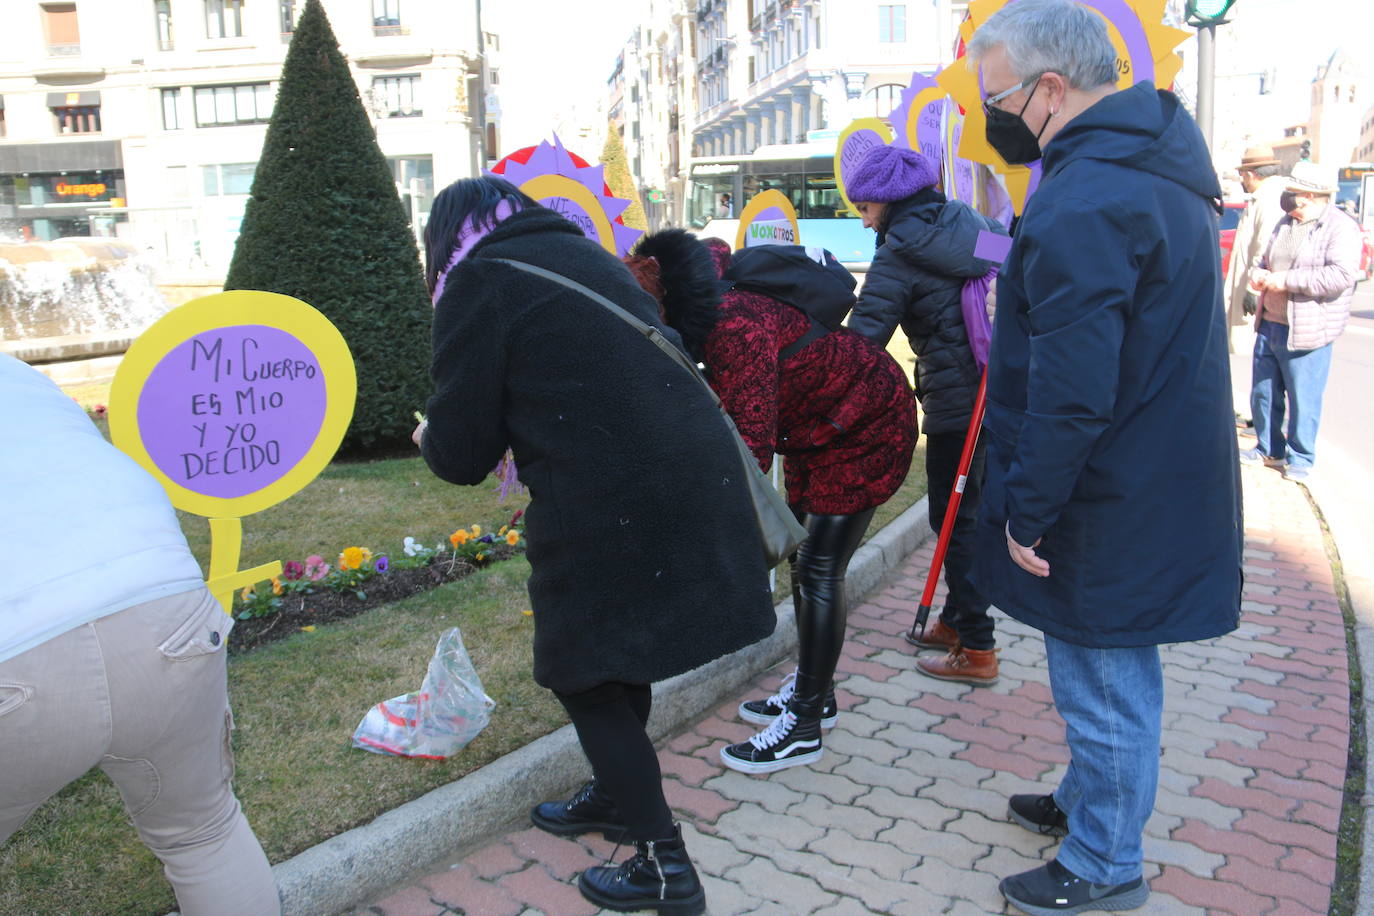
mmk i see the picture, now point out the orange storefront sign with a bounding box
[55,181,108,198]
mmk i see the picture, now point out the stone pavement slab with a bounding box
[352,464,1352,915]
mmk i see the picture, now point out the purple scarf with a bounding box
[431,200,519,305]
[960,266,997,372]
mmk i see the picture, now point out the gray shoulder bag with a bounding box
[489,257,808,569]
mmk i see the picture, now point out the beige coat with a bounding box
[1224,174,1288,327]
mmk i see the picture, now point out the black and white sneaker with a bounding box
[738,671,838,729]
[720,710,823,774]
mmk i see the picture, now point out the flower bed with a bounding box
[230,514,526,653]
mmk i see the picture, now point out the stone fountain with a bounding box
[0,238,175,385]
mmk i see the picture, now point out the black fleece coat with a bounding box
[848,191,1006,435]
[421,208,776,694]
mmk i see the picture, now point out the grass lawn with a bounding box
[5,381,929,915]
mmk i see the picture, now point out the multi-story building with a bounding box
[1308,49,1365,166]
[0,0,497,279]
[611,0,967,227]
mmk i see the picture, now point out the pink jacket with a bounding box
[1258,204,1362,351]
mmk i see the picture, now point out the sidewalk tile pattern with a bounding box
[357,466,1350,915]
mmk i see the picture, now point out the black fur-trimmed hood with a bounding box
[631,228,721,358]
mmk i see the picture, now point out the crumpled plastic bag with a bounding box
[352,627,495,759]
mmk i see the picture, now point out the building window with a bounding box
[153,0,174,50]
[205,0,245,39]
[868,83,904,117]
[202,162,257,196]
[53,105,101,134]
[280,0,295,35]
[373,0,402,35]
[0,103,6,139]
[42,3,81,56]
[372,75,420,117]
[161,88,182,129]
[878,5,906,43]
[194,83,273,126]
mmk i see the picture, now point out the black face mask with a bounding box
[984,79,1051,165]
[1279,191,1299,213]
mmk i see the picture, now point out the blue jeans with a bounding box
[1045,634,1163,886]
[1250,319,1334,470]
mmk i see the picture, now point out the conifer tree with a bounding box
[599,120,648,231]
[225,0,432,454]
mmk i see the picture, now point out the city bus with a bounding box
[684,142,876,266]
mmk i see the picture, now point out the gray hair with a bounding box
[967,0,1118,91]
[1250,163,1283,179]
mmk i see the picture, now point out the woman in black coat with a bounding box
[846,145,1009,686]
[414,177,776,916]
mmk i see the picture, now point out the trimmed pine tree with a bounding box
[225,0,432,454]
[599,119,649,231]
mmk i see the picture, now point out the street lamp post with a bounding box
[1185,0,1238,153]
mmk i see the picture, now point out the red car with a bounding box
[1218,201,1245,277]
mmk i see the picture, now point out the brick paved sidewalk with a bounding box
[357,463,1351,916]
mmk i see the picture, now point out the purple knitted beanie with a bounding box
[846,145,939,203]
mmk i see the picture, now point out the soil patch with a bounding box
[228,546,519,653]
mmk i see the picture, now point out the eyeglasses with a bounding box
[983,74,1043,116]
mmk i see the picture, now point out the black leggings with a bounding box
[553,681,674,842]
[790,508,876,715]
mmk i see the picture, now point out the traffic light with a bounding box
[1300,139,1311,161]
[1185,0,1237,25]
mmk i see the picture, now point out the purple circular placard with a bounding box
[138,325,327,500]
[840,129,887,193]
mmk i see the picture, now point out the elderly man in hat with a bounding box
[1224,146,1288,338]
[1241,160,1362,482]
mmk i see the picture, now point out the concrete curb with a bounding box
[268,497,935,916]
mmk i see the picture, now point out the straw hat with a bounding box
[1237,145,1280,170]
[1285,161,1339,195]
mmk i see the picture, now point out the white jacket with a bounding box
[0,354,204,663]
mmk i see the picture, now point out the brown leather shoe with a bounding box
[905,615,959,650]
[916,646,999,685]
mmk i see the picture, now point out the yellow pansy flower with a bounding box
[271,576,283,596]
[506,530,521,546]
[240,585,254,600]
[470,524,482,537]
[450,529,469,547]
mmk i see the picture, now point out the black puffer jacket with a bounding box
[848,190,1007,435]
[421,208,776,694]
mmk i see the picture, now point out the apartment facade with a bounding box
[611,0,967,227]
[0,0,496,279]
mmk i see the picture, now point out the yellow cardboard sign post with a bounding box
[109,290,357,612]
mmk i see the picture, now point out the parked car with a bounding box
[1218,201,1245,277]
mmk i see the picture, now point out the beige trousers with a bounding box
[0,588,280,916]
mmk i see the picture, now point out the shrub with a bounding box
[224,0,433,454]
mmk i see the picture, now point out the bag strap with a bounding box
[778,319,828,363]
[487,257,725,408]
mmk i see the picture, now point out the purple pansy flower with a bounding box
[374,555,389,573]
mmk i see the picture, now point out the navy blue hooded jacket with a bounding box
[972,83,1242,648]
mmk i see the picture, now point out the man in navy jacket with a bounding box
[967,2,1243,913]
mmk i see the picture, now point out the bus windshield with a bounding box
[686,146,851,228]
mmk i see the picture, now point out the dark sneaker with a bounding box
[738,671,838,729]
[1000,859,1148,915]
[720,710,823,774]
[530,779,625,840]
[1008,793,1069,837]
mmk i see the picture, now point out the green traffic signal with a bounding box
[1186,0,1236,23]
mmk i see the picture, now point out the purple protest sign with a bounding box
[839,128,888,195]
[137,325,327,500]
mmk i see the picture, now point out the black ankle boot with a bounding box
[578,825,705,915]
[530,779,625,839]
